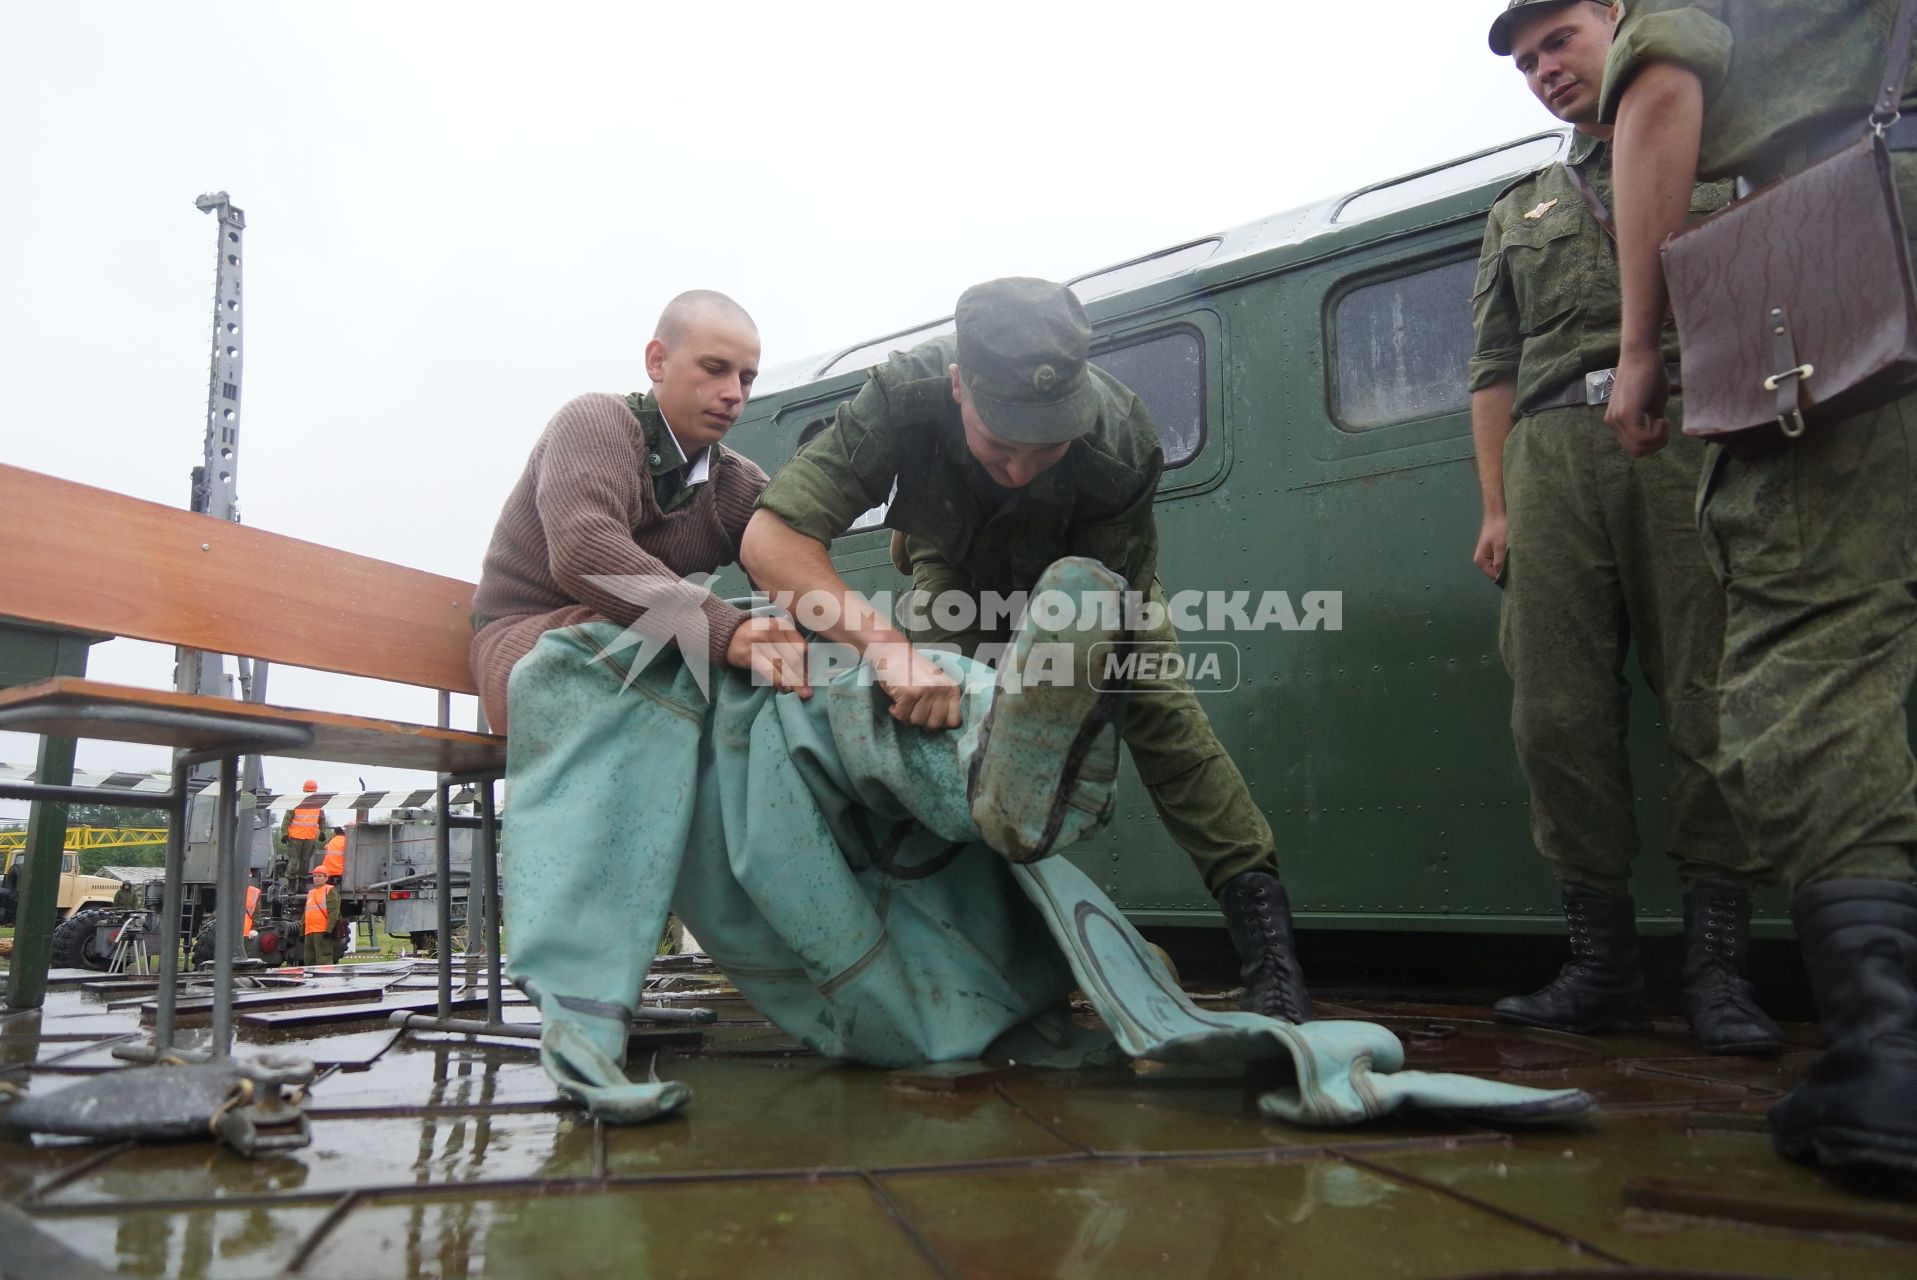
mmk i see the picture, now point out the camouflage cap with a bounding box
[953,278,1099,446]
[1488,0,1584,56]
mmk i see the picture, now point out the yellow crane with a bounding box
[0,827,168,853]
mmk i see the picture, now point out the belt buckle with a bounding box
[1583,368,1616,405]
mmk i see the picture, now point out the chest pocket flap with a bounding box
[1498,209,1586,335]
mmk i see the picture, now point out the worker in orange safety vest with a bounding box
[284,780,325,867]
[303,868,341,967]
[242,871,263,961]
[320,827,347,879]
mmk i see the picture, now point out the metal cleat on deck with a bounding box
[0,1051,316,1157]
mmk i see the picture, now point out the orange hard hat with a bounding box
[302,780,319,792]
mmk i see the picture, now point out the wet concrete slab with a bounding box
[0,1129,124,1202]
[304,1179,946,1280]
[877,1156,1586,1278]
[42,1110,590,1206]
[53,1203,336,1280]
[1354,1111,1917,1279]
[599,1056,1077,1175]
[303,1039,562,1112]
[5,961,1907,1278]
[994,1062,1498,1155]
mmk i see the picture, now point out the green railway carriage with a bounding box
[716,130,1798,940]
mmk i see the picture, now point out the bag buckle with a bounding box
[1762,363,1814,393]
[1776,409,1808,438]
[1872,107,1903,140]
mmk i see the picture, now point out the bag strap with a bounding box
[1564,157,1617,245]
[1880,0,1917,125]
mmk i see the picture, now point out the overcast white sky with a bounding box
[0,1,1564,813]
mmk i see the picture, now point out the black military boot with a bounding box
[1494,885,1651,1033]
[1769,878,1917,1175]
[1680,879,1785,1056]
[1218,871,1314,1023]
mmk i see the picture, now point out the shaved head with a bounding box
[646,290,761,453]
[654,290,757,346]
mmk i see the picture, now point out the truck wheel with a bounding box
[49,908,117,972]
[190,922,218,967]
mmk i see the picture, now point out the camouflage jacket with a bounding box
[1469,132,1725,418]
[1601,0,1917,180]
[755,336,1164,596]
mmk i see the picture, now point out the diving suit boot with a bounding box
[1769,878,1917,1175]
[1494,885,1650,1033]
[1218,870,1315,1023]
[1680,879,1784,1056]
[966,557,1126,863]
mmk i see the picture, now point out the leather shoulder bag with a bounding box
[1663,0,1917,447]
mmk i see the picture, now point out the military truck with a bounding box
[0,848,124,926]
[177,802,474,966]
[42,795,474,971]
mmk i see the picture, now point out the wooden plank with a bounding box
[0,679,504,774]
[140,983,386,1021]
[0,462,480,693]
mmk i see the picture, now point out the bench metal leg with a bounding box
[478,777,502,1025]
[209,754,242,1056]
[152,756,193,1053]
[434,774,452,1020]
[3,731,78,1011]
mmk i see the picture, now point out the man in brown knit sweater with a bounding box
[470,291,808,729]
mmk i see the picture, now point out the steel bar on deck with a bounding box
[209,755,240,1056]
[434,773,452,1021]
[632,1005,716,1025]
[479,777,502,1024]
[152,755,192,1052]
[391,1011,539,1040]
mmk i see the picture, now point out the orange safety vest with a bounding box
[304,885,335,935]
[243,884,261,934]
[321,834,346,879]
[288,804,323,841]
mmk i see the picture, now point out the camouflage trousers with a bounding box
[303,933,338,967]
[899,546,1279,895]
[1500,404,1763,897]
[1696,391,1917,892]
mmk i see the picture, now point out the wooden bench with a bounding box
[0,462,505,1051]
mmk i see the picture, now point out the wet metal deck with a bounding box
[2,963,1914,1278]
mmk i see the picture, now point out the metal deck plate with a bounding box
[3,963,1914,1279]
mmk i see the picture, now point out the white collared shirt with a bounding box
[656,409,712,488]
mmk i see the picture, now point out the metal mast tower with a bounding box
[178,193,267,796]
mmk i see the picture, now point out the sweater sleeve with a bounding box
[535,395,751,669]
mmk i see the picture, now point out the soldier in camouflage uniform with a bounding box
[1601,0,1917,1174]
[1471,0,1780,1054]
[741,278,1313,1023]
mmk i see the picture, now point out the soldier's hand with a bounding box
[726,615,812,698]
[1605,346,1672,458]
[1473,515,1509,584]
[869,642,962,730]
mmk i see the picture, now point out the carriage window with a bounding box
[1091,327,1204,468]
[1330,257,1476,431]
